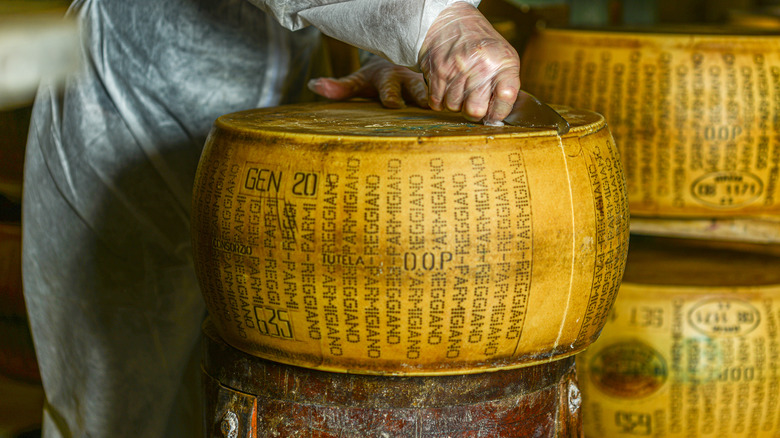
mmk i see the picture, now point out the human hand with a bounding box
[418,2,520,125]
[307,56,428,109]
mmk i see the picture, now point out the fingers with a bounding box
[426,72,447,112]
[310,56,429,109]
[428,63,519,123]
[461,82,491,122]
[377,68,431,109]
[402,74,428,108]
[376,71,405,108]
[427,55,520,125]
[482,71,520,125]
[443,73,468,113]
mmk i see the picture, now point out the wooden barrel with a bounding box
[577,235,780,437]
[191,101,629,375]
[202,319,583,438]
[522,28,780,225]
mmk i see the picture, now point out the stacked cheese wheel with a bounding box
[521,27,780,242]
[578,235,780,437]
[522,27,780,437]
[191,101,630,375]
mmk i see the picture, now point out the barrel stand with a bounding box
[202,321,583,438]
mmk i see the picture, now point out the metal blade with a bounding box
[503,90,570,135]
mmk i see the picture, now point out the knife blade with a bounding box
[503,90,570,135]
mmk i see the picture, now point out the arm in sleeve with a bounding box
[245,0,480,67]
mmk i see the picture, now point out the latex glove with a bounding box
[418,2,520,126]
[308,56,428,109]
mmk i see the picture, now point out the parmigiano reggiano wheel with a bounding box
[522,28,780,223]
[191,101,629,375]
[577,235,780,437]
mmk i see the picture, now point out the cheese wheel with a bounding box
[578,235,780,437]
[191,101,629,375]
[521,28,780,221]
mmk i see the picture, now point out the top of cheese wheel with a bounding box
[215,101,601,140]
[541,25,780,37]
[623,235,780,287]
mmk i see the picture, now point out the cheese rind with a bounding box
[191,102,630,375]
[578,236,780,437]
[522,28,780,220]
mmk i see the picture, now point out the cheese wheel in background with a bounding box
[521,28,780,222]
[191,101,630,375]
[578,235,780,437]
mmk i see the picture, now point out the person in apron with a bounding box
[22,1,519,436]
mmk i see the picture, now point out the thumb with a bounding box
[307,74,372,100]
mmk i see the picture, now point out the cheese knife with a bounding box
[503,90,570,135]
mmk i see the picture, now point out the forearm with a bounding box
[245,0,479,67]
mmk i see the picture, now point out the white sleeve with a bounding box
[246,0,480,67]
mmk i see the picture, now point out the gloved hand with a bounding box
[418,1,520,126]
[308,55,428,109]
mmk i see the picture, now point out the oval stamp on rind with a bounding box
[691,171,764,209]
[688,297,761,338]
[588,340,668,399]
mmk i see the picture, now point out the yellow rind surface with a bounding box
[192,102,630,374]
